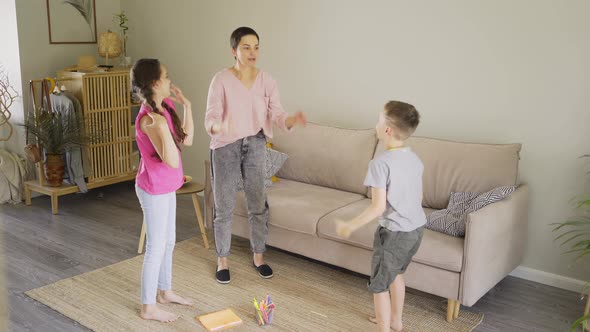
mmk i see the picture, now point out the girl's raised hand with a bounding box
[170,84,191,106]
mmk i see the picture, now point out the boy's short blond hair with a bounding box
[384,101,420,140]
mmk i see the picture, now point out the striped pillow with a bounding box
[426,186,516,237]
[237,148,288,191]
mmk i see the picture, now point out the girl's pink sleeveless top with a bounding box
[135,98,183,195]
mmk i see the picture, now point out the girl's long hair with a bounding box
[131,58,186,153]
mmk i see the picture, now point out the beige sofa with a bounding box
[204,123,528,322]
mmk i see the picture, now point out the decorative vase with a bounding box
[45,154,65,187]
[119,56,132,67]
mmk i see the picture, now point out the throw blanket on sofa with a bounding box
[50,93,88,193]
[426,186,516,237]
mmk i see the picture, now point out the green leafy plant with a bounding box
[553,155,590,332]
[20,110,93,155]
[114,11,129,56]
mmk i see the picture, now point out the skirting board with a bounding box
[510,266,588,294]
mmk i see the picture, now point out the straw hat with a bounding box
[70,55,98,71]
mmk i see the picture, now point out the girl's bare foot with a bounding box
[140,304,179,323]
[368,316,403,331]
[157,290,194,306]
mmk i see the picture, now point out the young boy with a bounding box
[337,101,426,332]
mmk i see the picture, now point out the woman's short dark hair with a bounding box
[230,27,259,50]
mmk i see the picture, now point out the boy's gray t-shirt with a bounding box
[364,147,426,232]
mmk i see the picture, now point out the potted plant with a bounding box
[20,110,92,187]
[553,155,590,332]
[114,11,130,67]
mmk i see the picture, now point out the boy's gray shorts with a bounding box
[368,226,424,293]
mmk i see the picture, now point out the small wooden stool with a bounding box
[137,181,209,253]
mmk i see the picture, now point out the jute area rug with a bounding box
[26,237,483,331]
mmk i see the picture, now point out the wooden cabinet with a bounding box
[64,68,137,182]
[24,68,140,214]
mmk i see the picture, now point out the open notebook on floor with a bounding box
[197,308,243,331]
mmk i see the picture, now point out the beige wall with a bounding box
[0,1,20,326]
[0,0,23,152]
[122,0,590,282]
[4,0,121,154]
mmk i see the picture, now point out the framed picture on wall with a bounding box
[46,0,97,44]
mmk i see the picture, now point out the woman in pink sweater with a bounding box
[205,27,307,284]
[132,58,194,323]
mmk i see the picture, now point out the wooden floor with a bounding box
[0,181,585,331]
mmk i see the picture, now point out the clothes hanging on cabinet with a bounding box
[49,93,88,193]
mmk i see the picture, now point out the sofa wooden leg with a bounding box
[454,301,460,319]
[447,299,455,322]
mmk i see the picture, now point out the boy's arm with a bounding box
[337,187,387,238]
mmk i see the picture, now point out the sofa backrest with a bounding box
[374,137,521,209]
[272,122,377,195]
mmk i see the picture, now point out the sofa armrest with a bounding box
[204,160,214,229]
[460,184,529,306]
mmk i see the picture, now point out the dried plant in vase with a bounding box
[0,66,19,142]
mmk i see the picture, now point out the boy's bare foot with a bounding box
[368,316,403,331]
[157,290,194,306]
[140,304,179,323]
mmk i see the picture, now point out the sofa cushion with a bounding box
[373,137,521,209]
[317,199,464,272]
[234,179,365,236]
[271,122,377,195]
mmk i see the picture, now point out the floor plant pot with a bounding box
[45,154,65,187]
